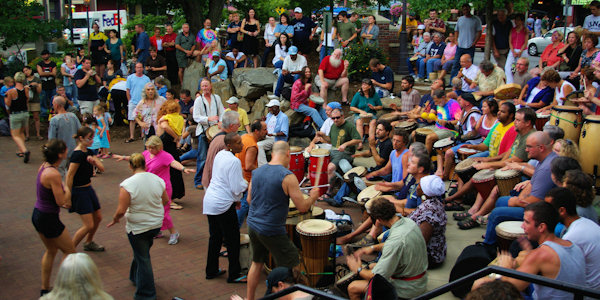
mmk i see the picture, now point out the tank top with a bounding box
[533,241,587,300]
[35,165,60,214]
[510,27,527,49]
[10,88,28,113]
[247,164,294,236]
[478,115,497,138]
[555,80,575,106]
[391,148,409,182]
[244,23,258,36]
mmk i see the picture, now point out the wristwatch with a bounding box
[356,267,363,274]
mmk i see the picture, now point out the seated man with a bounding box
[345,197,428,300]
[400,78,444,124]
[365,128,410,191]
[418,32,446,81]
[352,120,393,178]
[224,47,246,75]
[206,50,227,82]
[274,46,307,98]
[316,49,350,104]
[473,202,586,299]
[257,100,289,166]
[407,32,432,77]
[224,96,250,134]
[470,60,506,100]
[512,57,533,89]
[369,58,394,97]
[306,101,341,152]
[388,75,421,119]
[413,89,461,153]
[455,54,479,93]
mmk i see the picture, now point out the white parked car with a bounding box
[527,27,574,56]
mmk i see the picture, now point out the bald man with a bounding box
[48,95,81,176]
[455,54,479,92]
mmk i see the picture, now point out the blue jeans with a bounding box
[320,46,334,62]
[406,57,423,75]
[194,134,208,186]
[237,190,249,228]
[274,73,300,96]
[483,195,523,245]
[295,103,327,127]
[450,47,476,79]
[226,60,245,76]
[273,60,284,69]
[40,88,56,118]
[180,148,198,161]
[127,227,160,300]
[426,58,442,77]
[417,58,428,79]
[470,150,490,158]
[64,84,79,109]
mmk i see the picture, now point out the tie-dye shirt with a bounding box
[435,99,461,130]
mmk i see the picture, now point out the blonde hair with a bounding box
[40,253,113,300]
[145,135,163,149]
[141,82,160,102]
[556,139,580,163]
[93,104,106,114]
[13,72,26,83]
[129,153,146,170]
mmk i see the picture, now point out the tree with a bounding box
[0,0,63,60]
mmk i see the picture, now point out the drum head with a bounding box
[312,206,324,217]
[396,120,416,129]
[495,221,525,237]
[553,105,582,113]
[290,146,303,154]
[455,158,475,171]
[296,219,337,236]
[494,169,520,179]
[494,83,522,100]
[357,185,382,204]
[360,113,373,118]
[457,148,477,154]
[472,169,496,182]
[416,128,434,135]
[309,94,325,105]
[344,166,367,181]
[585,115,600,123]
[434,137,454,149]
[311,148,330,156]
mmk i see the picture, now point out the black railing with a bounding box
[413,265,600,300]
[260,284,347,300]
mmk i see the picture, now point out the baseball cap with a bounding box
[266,99,281,107]
[417,24,425,30]
[212,51,220,57]
[41,49,50,55]
[265,267,293,295]
[226,96,239,104]
[327,101,342,110]
[409,11,416,17]
[288,46,298,55]
[460,93,478,105]
[294,7,302,13]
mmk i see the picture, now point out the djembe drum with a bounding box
[296,219,337,287]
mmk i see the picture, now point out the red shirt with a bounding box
[318,55,345,80]
[149,35,163,51]
[540,42,564,67]
[163,33,177,52]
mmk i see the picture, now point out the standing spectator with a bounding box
[61,54,78,108]
[275,13,294,38]
[145,47,166,81]
[337,11,358,49]
[125,62,151,142]
[206,51,227,82]
[402,12,419,35]
[74,57,101,115]
[450,3,482,79]
[274,46,307,98]
[175,23,195,89]
[241,9,261,68]
[316,49,350,104]
[23,66,43,140]
[350,12,363,42]
[491,9,513,69]
[106,153,167,300]
[257,100,289,166]
[225,47,247,75]
[272,33,291,69]
[541,15,550,34]
[290,66,327,127]
[317,23,336,62]
[5,72,30,163]
[361,15,379,46]
[109,73,128,126]
[149,27,164,57]
[424,9,446,34]
[227,13,243,51]
[583,1,600,47]
[534,16,542,37]
[197,18,218,51]
[104,29,125,67]
[436,31,457,80]
[420,32,446,81]
[133,83,166,139]
[102,60,123,88]
[162,24,178,84]
[505,14,529,84]
[291,7,317,56]
[37,50,57,119]
[88,23,107,78]
[526,14,535,30]
[134,24,150,65]
[48,96,81,176]
[369,58,394,97]
[261,17,277,67]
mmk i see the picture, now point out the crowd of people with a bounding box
[3,2,600,300]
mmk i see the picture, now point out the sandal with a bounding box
[475,215,488,226]
[170,203,183,210]
[445,201,465,211]
[458,218,480,230]
[125,138,135,143]
[227,275,247,284]
[453,212,472,221]
[318,193,333,202]
[219,250,228,257]
[16,152,24,157]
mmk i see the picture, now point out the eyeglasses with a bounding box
[331,116,342,120]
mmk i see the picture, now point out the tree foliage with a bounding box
[406,0,534,19]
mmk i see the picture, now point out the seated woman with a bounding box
[514,71,555,110]
[537,69,576,115]
[272,33,290,69]
[557,31,583,79]
[435,31,457,80]
[290,66,327,128]
[571,67,599,115]
[350,79,382,147]
[532,30,564,74]
[567,34,599,89]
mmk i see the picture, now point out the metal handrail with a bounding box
[412,265,600,300]
[260,284,347,300]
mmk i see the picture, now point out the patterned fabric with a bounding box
[435,99,461,130]
[408,196,447,264]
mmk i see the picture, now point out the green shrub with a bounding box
[123,12,186,56]
[344,43,388,82]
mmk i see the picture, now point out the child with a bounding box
[155,77,168,98]
[127,54,138,75]
[82,113,100,154]
[411,25,425,48]
[0,76,14,111]
[92,105,110,158]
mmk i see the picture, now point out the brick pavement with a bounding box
[0,136,361,300]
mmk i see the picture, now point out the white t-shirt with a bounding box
[563,217,600,290]
[120,172,165,235]
[583,14,600,47]
[203,150,248,215]
[320,117,334,136]
[461,64,480,92]
[267,113,277,134]
[282,54,307,73]
[226,51,245,61]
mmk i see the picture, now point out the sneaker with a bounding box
[83,241,105,252]
[325,197,343,207]
[168,232,180,245]
[347,235,375,250]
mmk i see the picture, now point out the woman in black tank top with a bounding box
[5,72,30,162]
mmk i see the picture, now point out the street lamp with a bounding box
[84,0,91,43]
[398,0,408,74]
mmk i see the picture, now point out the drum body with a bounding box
[433,138,455,152]
[579,115,600,185]
[297,220,337,287]
[343,166,367,183]
[379,112,400,123]
[495,221,525,251]
[550,105,582,143]
[356,185,382,205]
[457,148,479,161]
[206,125,220,142]
[395,120,418,135]
[289,146,305,183]
[495,169,521,196]
[454,158,477,183]
[309,149,331,195]
[415,128,434,144]
[535,113,550,131]
[472,169,497,200]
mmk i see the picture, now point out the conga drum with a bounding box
[494,83,522,100]
[454,158,478,183]
[356,185,382,206]
[472,169,497,200]
[495,221,525,251]
[206,125,220,142]
[379,112,400,123]
[579,115,600,185]
[309,149,330,195]
[415,128,434,144]
[289,146,305,183]
[395,120,418,135]
[550,105,583,143]
[296,219,337,287]
[309,94,325,105]
[433,137,455,153]
[495,169,522,196]
[457,148,479,161]
[535,113,550,131]
[343,166,367,183]
[359,113,373,124]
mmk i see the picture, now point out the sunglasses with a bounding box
[331,116,342,120]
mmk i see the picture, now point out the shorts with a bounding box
[314,76,338,89]
[69,186,101,215]
[28,102,41,112]
[128,103,138,121]
[330,150,353,168]
[9,111,29,130]
[248,227,299,268]
[176,54,190,68]
[32,208,65,239]
[79,100,99,115]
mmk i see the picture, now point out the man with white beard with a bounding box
[315,49,350,104]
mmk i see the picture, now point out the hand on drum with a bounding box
[474,162,490,170]
[346,253,362,272]
[513,180,530,192]
[353,244,375,258]
[502,162,521,171]
[497,250,515,269]
[375,182,394,192]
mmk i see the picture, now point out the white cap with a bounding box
[294,7,302,13]
[417,24,425,30]
[266,99,281,107]
[226,96,239,104]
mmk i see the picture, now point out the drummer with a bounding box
[536,69,575,115]
[396,78,444,124]
[305,102,342,153]
[257,100,289,167]
[469,60,506,101]
[364,128,410,188]
[350,79,383,148]
[245,141,320,300]
[410,89,460,153]
[289,66,328,128]
[572,67,598,115]
[352,120,393,180]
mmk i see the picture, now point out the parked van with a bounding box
[63,10,128,44]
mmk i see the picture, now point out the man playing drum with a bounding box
[352,120,393,180]
[411,89,461,153]
[245,141,320,300]
[398,78,445,124]
[469,60,506,101]
[305,102,341,153]
[363,128,410,189]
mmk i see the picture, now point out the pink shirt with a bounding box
[510,28,527,50]
[143,150,174,197]
[443,43,457,60]
[290,79,311,110]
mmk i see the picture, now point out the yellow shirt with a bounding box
[163,113,184,136]
[90,32,108,41]
[225,107,249,132]
[486,121,513,157]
